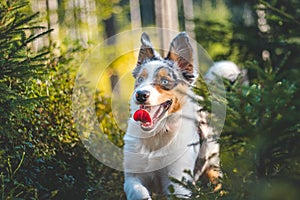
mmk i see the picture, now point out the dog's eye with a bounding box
[137,77,144,83]
[160,79,169,85]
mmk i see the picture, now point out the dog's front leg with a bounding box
[167,147,199,198]
[168,171,192,199]
[124,174,151,200]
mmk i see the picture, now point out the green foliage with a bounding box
[220,62,300,200]
[95,0,121,20]
[0,0,50,125]
[0,1,125,199]
[175,1,300,199]
[170,54,300,200]
[194,1,234,61]
[168,170,223,200]
[95,92,125,147]
[227,0,300,76]
[0,1,50,198]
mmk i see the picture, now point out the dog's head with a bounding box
[130,32,197,132]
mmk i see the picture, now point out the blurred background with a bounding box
[28,0,300,93]
[0,0,299,199]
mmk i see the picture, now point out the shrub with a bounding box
[0,1,126,199]
[175,1,300,199]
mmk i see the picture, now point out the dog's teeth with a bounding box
[153,105,163,119]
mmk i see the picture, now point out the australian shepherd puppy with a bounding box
[124,32,222,200]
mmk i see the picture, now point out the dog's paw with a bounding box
[205,167,222,192]
[125,184,151,200]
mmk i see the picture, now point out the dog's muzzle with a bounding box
[133,99,173,131]
[135,90,150,104]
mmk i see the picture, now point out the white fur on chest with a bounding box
[124,98,199,173]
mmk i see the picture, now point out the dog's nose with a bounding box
[135,90,150,103]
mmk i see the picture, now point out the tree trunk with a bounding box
[183,0,195,39]
[183,0,198,70]
[130,0,142,29]
[85,0,98,41]
[154,0,179,56]
[31,0,59,51]
[103,15,120,96]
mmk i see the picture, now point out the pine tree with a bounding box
[176,1,300,199]
[0,0,51,132]
[0,0,51,198]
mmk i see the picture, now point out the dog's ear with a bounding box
[166,32,195,83]
[133,33,160,78]
[138,32,155,65]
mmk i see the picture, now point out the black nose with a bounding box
[135,90,150,103]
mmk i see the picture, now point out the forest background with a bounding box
[0,0,299,199]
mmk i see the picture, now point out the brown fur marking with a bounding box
[154,83,188,114]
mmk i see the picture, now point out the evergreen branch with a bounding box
[5,3,28,14]
[1,12,40,36]
[31,51,50,60]
[259,0,300,26]
[12,12,40,30]
[15,26,47,31]
[0,1,27,26]
[25,28,53,44]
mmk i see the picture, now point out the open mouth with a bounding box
[133,99,173,131]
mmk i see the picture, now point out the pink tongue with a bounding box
[133,109,152,123]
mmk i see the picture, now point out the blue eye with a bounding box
[137,77,144,83]
[161,79,169,85]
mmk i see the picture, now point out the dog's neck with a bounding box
[140,114,181,151]
[142,97,198,152]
